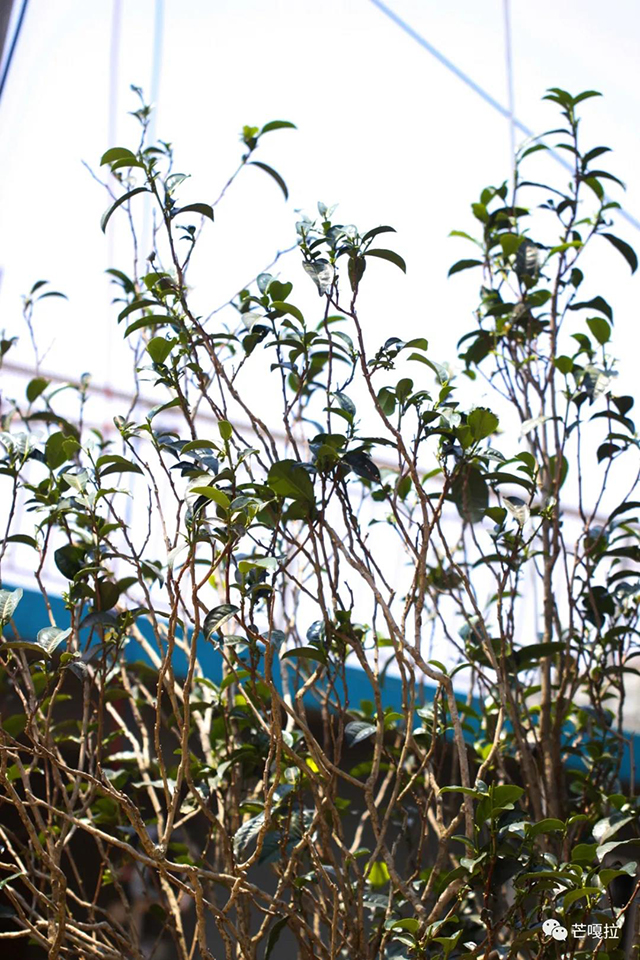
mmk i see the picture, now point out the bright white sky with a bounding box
[1,0,639,395]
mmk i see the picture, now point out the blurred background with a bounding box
[1,0,639,713]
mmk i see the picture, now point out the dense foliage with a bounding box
[1,87,639,959]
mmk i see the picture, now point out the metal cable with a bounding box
[369,0,640,233]
[0,0,29,104]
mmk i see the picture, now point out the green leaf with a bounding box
[549,454,569,489]
[602,233,638,274]
[468,407,499,441]
[26,377,49,403]
[44,432,69,470]
[190,486,231,509]
[583,176,604,200]
[147,337,176,364]
[54,545,86,580]
[238,557,278,574]
[368,862,390,887]
[267,280,292,301]
[568,295,613,321]
[100,146,136,165]
[499,234,524,257]
[203,604,240,641]
[0,588,23,626]
[234,812,267,859]
[124,315,175,337]
[247,161,288,200]
[100,187,150,232]
[596,838,637,861]
[362,225,396,243]
[281,646,327,664]
[492,784,524,807]
[448,258,483,277]
[260,120,297,135]
[451,466,488,523]
[265,918,289,960]
[147,398,181,421]
[572,842,598,862]
[363,248,406,273]
[6,534,38,549]
[574,89,602,104]
[343,451,380,484]
[555,355,574,374]
[348,255,366,290]
[529,818,565,838]
[335,392,356,419]
[117,299,158,323]
[586,317,611,345]
[513,642,565,669]
[96,454,143,477]
[439,785,480,797]
[171,202,214,221]
[1,640,48,658]
[271,301,304,323]
[267,460,314,502]
[386,918,419,934]
[36,627,72,656]
[563,887,600,908]
[345,721,377,747]
[218,420,233,441]
[599,862,637,887]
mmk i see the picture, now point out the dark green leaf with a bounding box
[267,460,314,502]
[362,225,396,243]
[448,258,483,277]
[348,255,366,290]
[189,485,231,509]
[529,818,565,838]
[117,299,158,323]
[281,646,327,664]
[265,918,289,960]
[247,161,288,200]
[270,301,303,323]
[97,455,143,477]
[171,202,214,222]
[451,466,488,523]
[267,280,292,301]
[568,296,613,321]
[345,721,377,746]
[101,187,150,233]
[124,315,175,337]
[602,233,638,274]
[26,377,49,403]
[6,534,38,549]
[147,398,181,421]
[363,248,406,273]
[260,120,297,135]
[204,604,240,641]
[54,545,86,580]
[342,451,380,484]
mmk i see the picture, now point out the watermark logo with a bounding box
[542,916,620,942]
[542,918,568,941]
